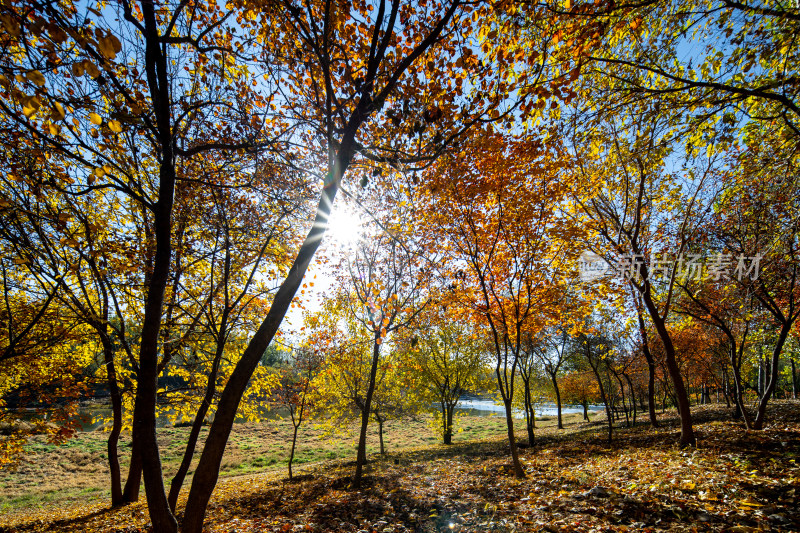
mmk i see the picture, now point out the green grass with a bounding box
[0,411,592,516]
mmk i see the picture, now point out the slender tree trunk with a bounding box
[167,305,228,511]
[441,401,451,444]
[523,380,535,445]
[646,305,695,446]
[288,423,299,480]
[442,403,454,445]
[613,371,630,427]
[526,407,535,446]
[646,359,658,425]
[624,373,637,427]
[503,398,525,477]
[729,342,754,428]
[550,372,563,429]
[636,297,659,427]
[122,437,142,502]
[131,2,183,530]
[101,336,124,506]
[792,358,797,399]
[376,415,385,456]
[585,344,612,443]
[754,323,792,429]
[167,352,221,511]
[722,368,731,407]
[132,189,178,531]
[582,401,588,421]
[591,366,612,443]
[354,340,382,487]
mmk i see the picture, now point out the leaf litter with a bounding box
[0,402,798,532]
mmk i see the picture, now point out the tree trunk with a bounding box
[181,158,350,532]
[122,436,142,502]
[523,380,535,445]
[587,352,612,443]
[613,371,630,428]
[132,187,178,532]
[503,398,525,477]
[376,414,385,456]
[792,358,797,400]
[636,297,659,427]
[753,322,792,429]
[722,368,731,407]
[131,2,183,530]
[181,103,363,533]
[442,403,454,445]
[101,336,123,506]
[550,372,563,429]
[353,340,382,487]
[729,341,754,428]
[624,373,637,427]
[167,327,225,511]
[582,401,588,421]
[288,423,299,480]
[645,299,695,446]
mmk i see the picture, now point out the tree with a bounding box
[531,326,573,430]
[406,299,486,444]
[516,332,545,445]
[714,118,800,428]
[270,346,323,480]
[342,226,429,486]
[563,100,724,446]
[574,330,617,442]
[560,369,601,422]
[0,165,155,502]
[309,296,422,462]
[425,132,576,477]
[163,166,306,511]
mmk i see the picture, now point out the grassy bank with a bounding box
[0,410,591,517]
[7,404,796,533]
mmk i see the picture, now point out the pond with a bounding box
[453,398,604,418]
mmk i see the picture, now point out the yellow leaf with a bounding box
[89,112,102,125]
[109,34,122,53]
[27,70,45,87]
[51,102,65,121]
[738,497,763,507]
[108,119,122,133]
[0,14,20,37]
[84,61,100,78]
[97,36,117,59]
[48,123,61,135]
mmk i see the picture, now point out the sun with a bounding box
[326,205,363,247]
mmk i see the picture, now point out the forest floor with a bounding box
[0,402,799,532]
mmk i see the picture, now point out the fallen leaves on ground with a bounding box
[1,402,799,532]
